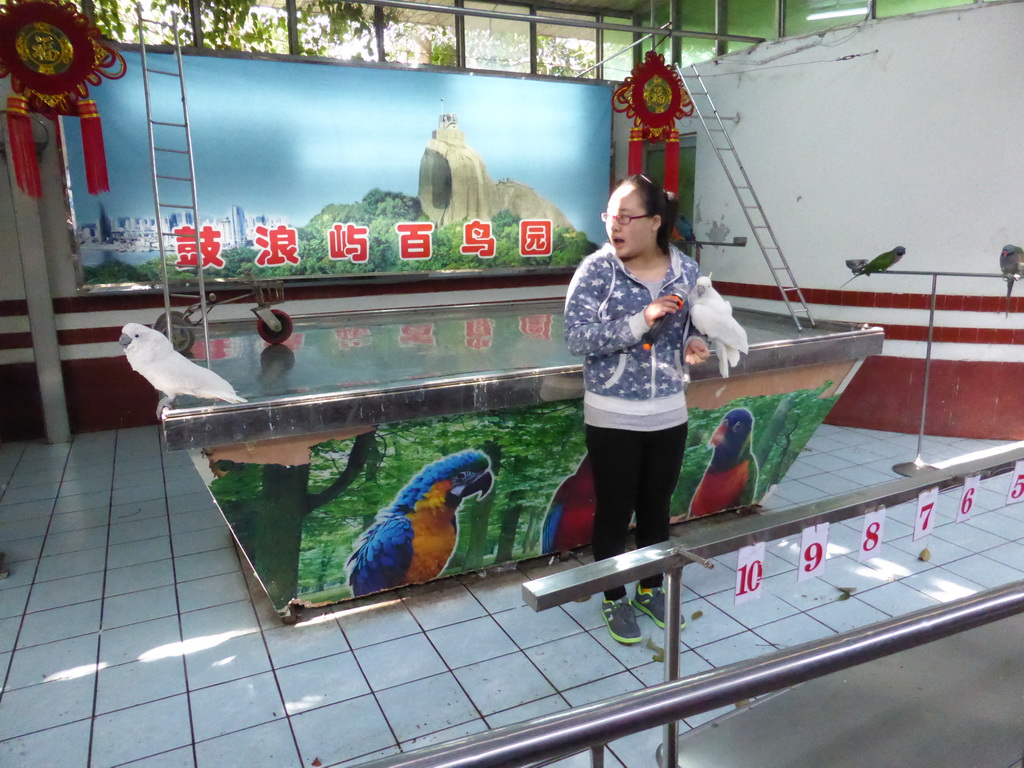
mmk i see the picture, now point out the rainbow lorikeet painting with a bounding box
[346,450,493,597]
[689,408,759,518]
[540,453,596,555]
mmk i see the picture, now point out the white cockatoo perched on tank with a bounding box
[120,322,247,417]
[688,275,749,379]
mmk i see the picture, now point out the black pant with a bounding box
[586,422,688,601]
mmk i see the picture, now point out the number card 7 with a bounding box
[913,486,939,541]
[798,523,829,582]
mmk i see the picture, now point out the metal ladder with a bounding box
[136,5,211,361]
[676,63,815,330]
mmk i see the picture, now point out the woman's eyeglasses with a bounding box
[601,212,652,226]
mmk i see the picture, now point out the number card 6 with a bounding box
[957,475,980,524]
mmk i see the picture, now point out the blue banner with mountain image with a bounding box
[63,52,612,286]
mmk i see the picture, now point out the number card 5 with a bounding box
[957,475,980,524]
[735,542,766,605]
[1007,460,1024,505]
[858,507,886,563]
[798,523,829,582]
[914,487,939,542]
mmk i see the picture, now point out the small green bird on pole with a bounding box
[841,246,906,287]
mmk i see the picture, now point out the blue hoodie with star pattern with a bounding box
[564,243,700,404]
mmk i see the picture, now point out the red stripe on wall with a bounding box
[62,356,158,433]
[58,327,124,346]
[0,332,33,351]
[0,363,45,441]
[827,356,1024,440]
[715,281,1020,314]
[0,300,29,317]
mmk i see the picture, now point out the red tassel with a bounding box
[77,99,110,194]
[664,129,680,196]
[5,95,42,198]
[628,127,643,176]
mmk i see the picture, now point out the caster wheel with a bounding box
[153,311,196,353]
[257,309,293,345]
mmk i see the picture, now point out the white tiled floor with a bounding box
[1,424,1022,767]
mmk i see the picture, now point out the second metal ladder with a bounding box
[677,63,815,330]
[137,5,211,360]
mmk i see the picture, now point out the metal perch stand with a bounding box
[870,269,1009,477]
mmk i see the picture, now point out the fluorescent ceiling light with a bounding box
[806,7,868,19]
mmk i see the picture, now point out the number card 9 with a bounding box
[798,523,829,582]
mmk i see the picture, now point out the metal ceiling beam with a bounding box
[344,0,767,43]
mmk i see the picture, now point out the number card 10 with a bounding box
[735,542,766,605]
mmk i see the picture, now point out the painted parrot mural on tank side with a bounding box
[346,450,494,597]
[206,382,840,612]
[689,408,760,517]
[541,453,597,555]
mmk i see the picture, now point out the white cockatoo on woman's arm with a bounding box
[120,323,246,418]
[688,276,749,379]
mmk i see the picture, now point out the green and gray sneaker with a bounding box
[602,596,642,645]
[632,586,685,630]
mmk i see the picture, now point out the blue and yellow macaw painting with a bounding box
[346,450,494,597]
[688,408,759,517]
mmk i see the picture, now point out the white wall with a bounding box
[684,1,1024,360]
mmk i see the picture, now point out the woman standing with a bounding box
[564,174,709,645]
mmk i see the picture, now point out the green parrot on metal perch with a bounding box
[842,246,906,287]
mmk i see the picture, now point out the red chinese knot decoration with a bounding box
[612,51,693,195]
[0,0,126,197]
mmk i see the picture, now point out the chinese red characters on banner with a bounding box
[169,218,555,270]
[520,221,553,257]
[173,226,226,270]
[254,225,300,266]
[329,223,369,262]
[461,220,495,259]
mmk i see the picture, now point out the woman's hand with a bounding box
[685,337,711,365]
[643,295,684,327]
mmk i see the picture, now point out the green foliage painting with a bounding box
[206,382,838,611]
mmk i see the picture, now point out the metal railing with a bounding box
[358,439,1024,768]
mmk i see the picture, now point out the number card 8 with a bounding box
[858,507,886,563]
